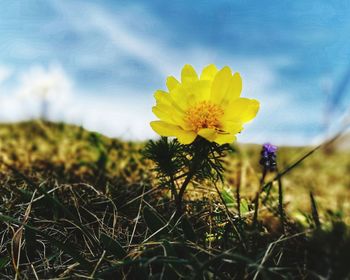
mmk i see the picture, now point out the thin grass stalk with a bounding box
[277,169,285,233]
[253,169,267,228]
[309,191,321,229]
[236,166,242,218]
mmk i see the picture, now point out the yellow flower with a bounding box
[150,64,259,145]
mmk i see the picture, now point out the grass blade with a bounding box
[100,233,127,259]
[310,191,321,229]
[0,214,91,270]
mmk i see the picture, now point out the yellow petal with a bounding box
[169,86,192,110]
[225,72,242,103]
[225,98,260,123]
[153,89,190,129]
[181,64,198,85]
[154,90,171,106]
[198,128,236,144]
[221,120,243,134]
[151,121,178,136]
[176,130,197,144]
[150,121,197,144]
[152,104,190,130]
[214,133,237,145]
[210,66,232,104]
[154,90,185,112]
[152,106,180,124]
[200,64,218,80]
[166,76,180,91]
[198,128,217,142]
[152,106,172,123]
[186,80,211,102]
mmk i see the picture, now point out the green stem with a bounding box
[169,175,179,202]
[309,191,321,229]
[236,167,241,219]
[277,168,285,233]
[175,140,207,216]
[176,170,195,216]
[253,169,267,228]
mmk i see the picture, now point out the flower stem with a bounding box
[175,139,207,216]
[236,166,242,219]
[169,175,179,202]
[176,170,195,216]
[277,168,285,233]
[253,169,267,228]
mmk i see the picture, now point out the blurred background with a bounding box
[0,0,349,145]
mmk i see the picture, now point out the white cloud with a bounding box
[14,64,72,119]
[0,65,13,84]
[17,64,71,99]
[64,92,154,140]
[0,62,154,140]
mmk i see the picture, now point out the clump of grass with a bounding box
[0,121,349,279]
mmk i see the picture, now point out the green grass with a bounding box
[0,120,349,279]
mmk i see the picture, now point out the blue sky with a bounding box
[0,0,349,145]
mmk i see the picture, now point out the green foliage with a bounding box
[310,191,321,228]
[143,206,167,235]
[185,139,234,183]
[307,222,350,279]
[0,213,91,270]
[144,137,234,183]
[144,136,234,215]
[143,137,187,180]
[0,257,9,269]
[181,216,197,242]
[88,132,109,171]
[100,233,127,259]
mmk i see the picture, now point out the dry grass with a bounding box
[0,120,349,279]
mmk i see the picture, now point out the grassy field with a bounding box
[0,121,349,279]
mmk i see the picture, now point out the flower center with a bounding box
[185,101,224,132]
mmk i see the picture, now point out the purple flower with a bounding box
[260,143,278,172]
[263,143,278,154]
